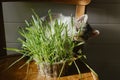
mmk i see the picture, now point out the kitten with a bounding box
[42,13,100,56]
[42,13,99,41]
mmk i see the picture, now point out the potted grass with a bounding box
[7,11,97,79]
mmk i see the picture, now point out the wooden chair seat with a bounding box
[0,55,99,80]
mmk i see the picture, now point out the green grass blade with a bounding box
[73,61,82,79]
[81,60,98,77]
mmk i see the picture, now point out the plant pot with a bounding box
[38,60,72,78]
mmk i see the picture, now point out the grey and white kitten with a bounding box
[41,13,100,56]
[41,13,99,41]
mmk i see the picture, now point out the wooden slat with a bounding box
[1,0,91,5]
[75,5,85,18]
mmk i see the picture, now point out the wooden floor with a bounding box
[0,55,99,80]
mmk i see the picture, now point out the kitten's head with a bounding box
[74,14,100,41]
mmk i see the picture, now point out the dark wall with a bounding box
[86,0,120,80]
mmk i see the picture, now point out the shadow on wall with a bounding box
[86,1,120,80]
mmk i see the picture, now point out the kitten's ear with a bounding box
[77,14,88,23]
